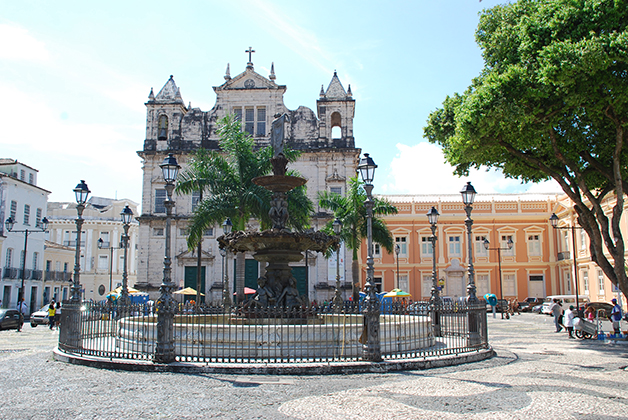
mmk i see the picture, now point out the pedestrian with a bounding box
[584,304,595,321]
[564,305,576,338]
[16,298,28,332]
[55,302,62,328]
[609,298,622,335]
[549,298,563,332]
[48,303,56,330]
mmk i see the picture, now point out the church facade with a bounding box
[136,55,360,303]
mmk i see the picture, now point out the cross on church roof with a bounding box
[245,47,255,67]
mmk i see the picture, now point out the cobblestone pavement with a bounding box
[1,313,626,420]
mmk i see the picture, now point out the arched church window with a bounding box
[158,115,168,140]
[331,112,342,139]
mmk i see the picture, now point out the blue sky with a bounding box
[0,0,560,208]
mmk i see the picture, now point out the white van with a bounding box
[541,295,590,315]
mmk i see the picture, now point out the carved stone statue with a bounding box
[269,193,289,230]
[270,113,288,158]
[247,276,276,308]
[278,277,301,309]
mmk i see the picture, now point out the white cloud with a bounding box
[0,24,50,61]
[0,82,143,205]
[384,142,563,195]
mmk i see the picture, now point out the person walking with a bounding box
[610,298,622,335]
[564,305,576,338]
[549,298,563,333]
[55,302,62,329]
[48,302,56,330]
[16,298,28,332]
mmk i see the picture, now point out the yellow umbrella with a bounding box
[383,288,412,298]
[174,287,205,296]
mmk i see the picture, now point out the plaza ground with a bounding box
[1,313,626,419]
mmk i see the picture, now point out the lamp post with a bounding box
[550,213,583,315]
[119,205,134,306]
[97,238,121,295]
[461,181,481,346]
[427,206,441,336]
[483,237,513,319]
[332,218,343,312]
[155,153,180,364]
[357,153,381,362]
[63,180,89,350]
[222,218,232,309]
[71,180,90,303]
[4,215,48,311]
[394,244,400,290]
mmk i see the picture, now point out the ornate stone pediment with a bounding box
[175,249,215,264]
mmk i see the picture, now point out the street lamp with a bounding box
[97,238,122,295]
[71,180,90,302]
[460,182,478,302]
[4,215,48,311]
[427,206,441,336]
[332,218,343,312]
[461,181,482,346]
[483,237,513,319]
[222,218,233,309]
[357,153,381,362]
[119,205,134,306]
[155,153,180,364]
[550,212,583,315]
[394,244,400,290]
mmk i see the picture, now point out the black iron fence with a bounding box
[58,300,488,364]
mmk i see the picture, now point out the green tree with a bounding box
[424,0,628,300]
[178,115,313,302]
[318,176,398,301]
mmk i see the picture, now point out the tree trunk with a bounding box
[235,252,245,304]
[352,258,360,302]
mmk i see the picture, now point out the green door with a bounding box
[291,266,308,300]
[184,266,206,303]
[233,259,259,292]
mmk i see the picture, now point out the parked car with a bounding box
[519,297,543,312]
[531,304,543,313]
[30,305,51,327]
[0,309,22,330]
[541,295,590,315]
[585,302,613,318]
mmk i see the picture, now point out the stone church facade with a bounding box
[136,56,360,303]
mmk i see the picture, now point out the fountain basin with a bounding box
[115,314,435,359]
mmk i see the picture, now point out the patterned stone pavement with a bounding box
[1,313,626,419]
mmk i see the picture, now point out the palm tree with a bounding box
[318,176,397,302]
[181,115,313,302]
[175,149,213,305]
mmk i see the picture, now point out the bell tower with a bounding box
[144,75,188,152]
[316,71,355,148]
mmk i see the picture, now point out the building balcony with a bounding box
[2,267,18,279]
[314,282,332,290]
[31,270,43,280]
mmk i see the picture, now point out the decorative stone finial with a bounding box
[269,62,276,81]
[320,85,325,97]
[347,84,352,97]
[224,63,231,80]
[148,87,155,100]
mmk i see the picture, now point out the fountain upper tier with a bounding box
[218,230,338,263]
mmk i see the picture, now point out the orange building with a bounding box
[359,192,627,308]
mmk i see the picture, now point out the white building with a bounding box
[0,159,50,312]
[46,197,139,302]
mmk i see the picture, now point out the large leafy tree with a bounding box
[318,176,398,301]
[424,0,628,300]
[177,115,313,302]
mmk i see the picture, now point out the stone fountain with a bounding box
[217,113,338,308]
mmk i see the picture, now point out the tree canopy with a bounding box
[424,0,628,298]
